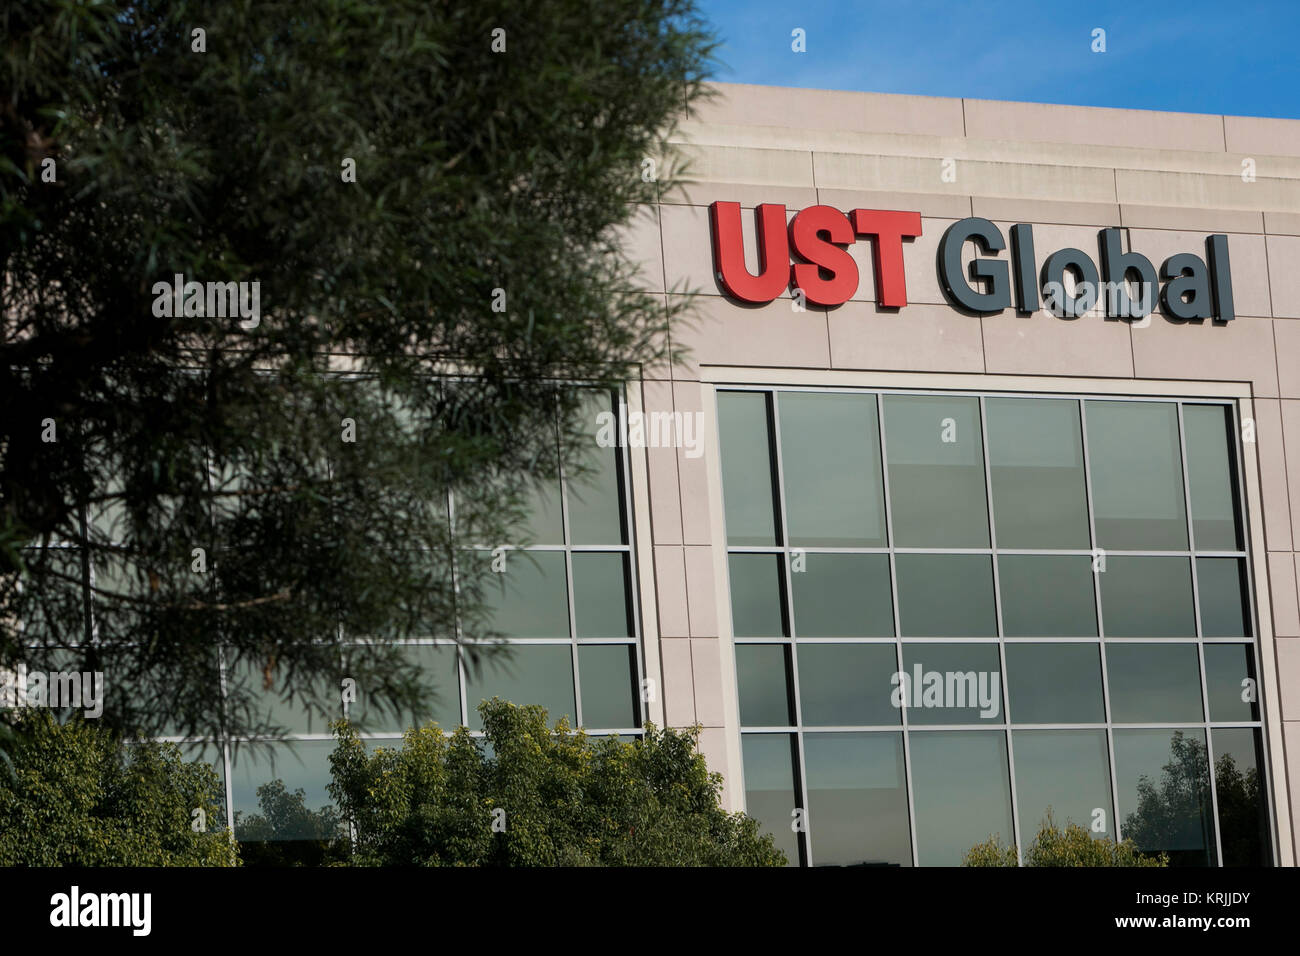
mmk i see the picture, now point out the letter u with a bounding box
[709,201,791,303]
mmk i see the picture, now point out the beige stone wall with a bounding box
[623,82,1300,861]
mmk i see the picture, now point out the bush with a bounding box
[328,698,786,866]
[0,712,238,865]
[963,811,1168,867]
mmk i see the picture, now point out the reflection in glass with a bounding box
[345,643,461,733]
[728,554,786,637]
[986,397,1090,549]
[909,731,1014,866]
[1197,558,1250,637]
[1100,557,1195,637]
[736,643,794,727]
[901,643,1002,724]
[464,644,575,731]
[1013,730,1114,842]
[1106,643,1203,723]
[718,392,779,546]
[1183,404,1242,551]
[883,395,989,548]
[797,643,900,726]
[229,740,342,844]
[1086,401,1188,551]
[577,644,639,729]
[998,555,1097,636]
[791,553,893,637]
[895,554,996,637]
[804,732,911,866]
[1114,728,1216,866]
[1212,728,1272,866]
[1203,643,1259,722]
[741,734,802,866]
[778,392,886,547]
[571,552,632,637]
[1004,643,1105,724]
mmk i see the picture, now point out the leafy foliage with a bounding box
[0,0,713,745]
[327,698,786,866]
[0,712,238,865]
[963,811,1168,867]
[234,778,348,866]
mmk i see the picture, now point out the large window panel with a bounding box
[1183,403,1243,552]
[797,643,900,727]
[577,643,640,729]
[804,732,911,866]
[1197,558,1251,638]
[986,397,1090,549]
[728,553,787,637]
[477,549,570,638]
[736,643,794,727]
[777,392,887,547]
[901,643,1003,725]
[571,552,633,638]
[717,391,780,546]
[909,731,1014,866]
[464,643,575,731]
[1105,643,1204,724]
[1004,642,1105,724]
[1113,728,1216,867]
[998,554,1097,637]
[1086,401,1188,551]
[1212,728,1272,866]
[883,395,989,548]
[895,554,997,637]
[790,553,894,637]
[741,733,802,867]
[1099,556,1195,637]
[1013,730,1115,842]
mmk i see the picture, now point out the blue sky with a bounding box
[696,0,1300,118]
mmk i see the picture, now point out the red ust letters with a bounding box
[708,201,922,307]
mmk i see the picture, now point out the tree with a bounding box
[1121,730,1216,867]
[963,811,1167,867]
[327,698,786,866]
[0,711,238,865]
[234,778,348,866]
[0,1,712,745]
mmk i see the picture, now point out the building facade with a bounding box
[137,82,1300,868]
[618,82,1300,867]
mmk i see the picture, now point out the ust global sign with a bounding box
[708,201,1235,322]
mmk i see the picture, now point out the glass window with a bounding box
[718,391,779,546]
[736,643,794,727]
[344,642,461,733]
[1197,558,1250,637]
[728,554,786,637]
[1212,728,1272,866]
[477,550,570,638]
[1113,728,1216,866]
[571,552,632,638]
[796,643,900,726]
[464,644,575,731]
[883,395,989,547]
[895,554,996,637]
[519,478,565,546]
[804,732,911,866]
[577,644,639,729]
[1013,730,1114,842]
[1004,643,1105,724]
[741,733,802,866]
[998,554,1097,637]
[1100,556,1195,637]
[909,731,1014,866]
[568,390,626,546]
[790,553,893,637]
[1106,643,1204,723]
[1183,404,1243,551]
[1203,643,1259,722]
[229,740,341,843]
[777,392,886,547]
[1086,401,1188,551]
[986,397,1090,549]
[901,643,1002,724]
